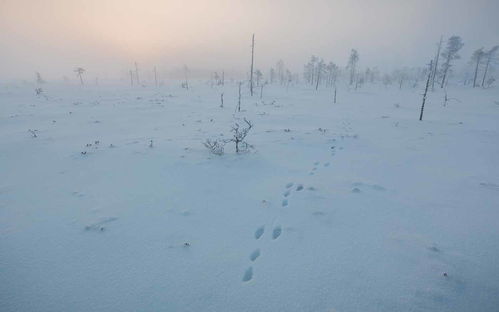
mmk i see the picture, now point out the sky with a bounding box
[0,0,498,81]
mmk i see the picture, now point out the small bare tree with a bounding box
[229,118,253,153]
[204,139,225,155]
[35,72,45,84]
[74,67,85,85]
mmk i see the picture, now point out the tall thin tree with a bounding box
[481,46,499,87]
[420,61,432,121]
[154,66,158,87]
[135,62,140,85]
[250,34,255,96]
[431,36,443,91]
[471,48,485,88]
[440,36,464,88]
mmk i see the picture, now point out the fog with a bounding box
[1,0,498,81]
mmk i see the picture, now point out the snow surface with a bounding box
[1,81,499,311]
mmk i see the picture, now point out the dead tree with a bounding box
[440,36,464,88]
[220,93,224,108]
[237,82,242,112]
[471,48,485,88]
[481,46,499,88]
[74,67,85,85]
[229,118,253,153]
[154,66,158,87]
[129,70,134,86]
[334,87,337,104]
[431,36,443,91]
[250,34,255,96]
[315,59,325,90]
[183,65,189,90]
[347,49,359,86]
[35,72,45,84]
[135,62,140,85]
[420,60,432,121]
[204,139,224,155]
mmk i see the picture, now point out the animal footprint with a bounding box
[286,182,294,189]
[282,199,288,207]
[284,190,291,197]
[272,225,282,240]
[324,162,330,167]
[242,267,253,282]
[250,249,261,262]
[255,226,265,239]
[296,184,304,191]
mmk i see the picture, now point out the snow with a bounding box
[1,81,499,311]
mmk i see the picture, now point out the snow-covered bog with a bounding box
[1,81,499,312]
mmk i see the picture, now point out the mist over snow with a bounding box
[1,1,499,312]
[1,0,499,80]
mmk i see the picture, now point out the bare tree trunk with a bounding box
[222,71,225,86]
[250,34,255,96]
[481,56,491,88]
[238,82,242,112]
[431,36,442,91]
[220,93,224,108]
[154,66,158,87]
[420,61,432,121]
[260,84,264,99]
[473,56,481,88]
[135,62,140,85]
[315,69,321,90]
[440,57,450,88]
[79,74,84,85]
[129,70,134,86]
[334,87,337,104]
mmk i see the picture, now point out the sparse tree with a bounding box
[250,34,255,96]
[135,62,140,85]
[35,72,45,84]
[347,49,359,86]
[471,48,485,88]
[229,118,253,153]
[440,36,464,88]
[431,36,443,91]
[237,82,242,112]
[255,69,263,87]
[74,67,85,85]
[481,45,499,88]
[315,59,325,90]
[154,66,158,87]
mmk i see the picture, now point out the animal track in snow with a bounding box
[282,199,288,207]
[352,182,386,192]
[250,249,261,261]
[84,217,118,232]
[272,225,282,240]
[286,182,294,189]
[296,184,304,191]
[242,267,253,282]
[255,226,265,239]
[284,190,291,197]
